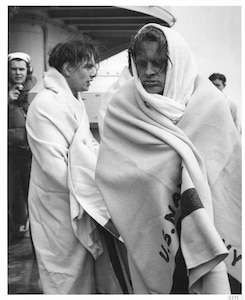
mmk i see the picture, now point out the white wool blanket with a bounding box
[68,115,123,259]
[26,67,123,293]
[95,24,241,294]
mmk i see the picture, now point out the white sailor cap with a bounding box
[8,52,31,64]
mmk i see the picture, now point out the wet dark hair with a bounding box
[209,73,226,85]
[128,25,171,74]
[48,35,100,73]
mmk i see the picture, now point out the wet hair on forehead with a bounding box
[128,25,170,72]
[48,35,100,73]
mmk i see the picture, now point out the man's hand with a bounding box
[8,84,23,103]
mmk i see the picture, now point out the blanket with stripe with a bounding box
[95,74,241,294]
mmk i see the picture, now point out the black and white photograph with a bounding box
[2,1,243,297]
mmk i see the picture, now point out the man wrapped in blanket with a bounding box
[26,37,126,294]
[95,24,241,294]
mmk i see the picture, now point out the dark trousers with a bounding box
[8,147,32,242]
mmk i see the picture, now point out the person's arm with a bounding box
[8,84,22,104]
[8,84,29,146]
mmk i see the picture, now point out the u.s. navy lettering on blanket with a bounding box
[95,75,241,294]
[96,23,241,294]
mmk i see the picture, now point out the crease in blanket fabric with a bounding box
[67,117,124,256]
[131,91,214,219]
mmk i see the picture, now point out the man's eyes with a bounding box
[136,58,168,72]
[152,60,160,67]
[85,64,97,70]
[11,68,25,71]
[136,60,147,68]
[136,60,160,68]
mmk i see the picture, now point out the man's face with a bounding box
[211,79,225,92]
[9,60,28,85]
[68,55,97,95]
[135,41,167,94]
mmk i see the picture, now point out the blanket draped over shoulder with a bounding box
[95,24,241,294]
[26,68,123,294]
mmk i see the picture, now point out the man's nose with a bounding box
[145,62,156,75]
[16,68,20,74]
[90,66,97,78]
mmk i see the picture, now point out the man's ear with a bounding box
[62,62,71,77]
